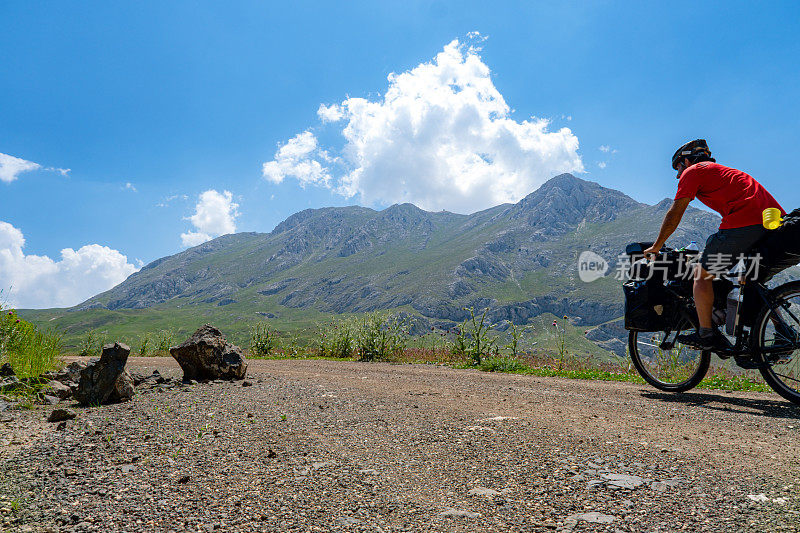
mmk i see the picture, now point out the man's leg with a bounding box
[693,264,715,329]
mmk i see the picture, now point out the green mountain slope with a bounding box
[22,174,722,354]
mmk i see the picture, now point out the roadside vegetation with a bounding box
[245,308,771,393]
[0,307,62,379]
[4,302,769,394]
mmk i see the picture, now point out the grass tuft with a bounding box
[0,307,62,378]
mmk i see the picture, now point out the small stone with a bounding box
[576,512,615,524]
[242,380,253,387]
[47,408,77,423]
[438,508,482,518]
[468,487,501,497]
[602,473,645,490]
[0,376,22,392]
[335,517,361,526]
[177,475,191,484]
[47,380,73,400]
[267,449,277,458]
[651,481,668,492]
[41,394,60,405]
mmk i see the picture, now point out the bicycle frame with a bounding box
[663,279,800,361]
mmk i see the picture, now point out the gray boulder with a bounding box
[169,325,247,381]
[74,343,135,405]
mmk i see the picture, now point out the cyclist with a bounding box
[643,139,785,350]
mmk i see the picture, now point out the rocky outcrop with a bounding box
[169,325,247,381]
[74,343,135,405]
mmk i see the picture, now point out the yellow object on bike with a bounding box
[763,207,784,230]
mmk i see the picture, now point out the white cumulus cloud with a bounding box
[262,37,583,213]
[0,153,40,183]
[0,152,71,183]
[180,190,240,247]
[262,131,332,188]
[0,221,138,309]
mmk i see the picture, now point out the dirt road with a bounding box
[2,358,799,532]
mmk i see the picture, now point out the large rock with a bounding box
[74,343,135,405]
[169,325,247,381]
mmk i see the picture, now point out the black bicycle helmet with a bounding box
[671,139,715,170]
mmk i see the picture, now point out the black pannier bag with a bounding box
[624,279,669,331]
[623,242,674,331]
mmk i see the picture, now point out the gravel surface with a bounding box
[1,357,799,532]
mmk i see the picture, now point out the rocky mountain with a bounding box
[27,174,722,355]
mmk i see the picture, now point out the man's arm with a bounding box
[643,197,692,258]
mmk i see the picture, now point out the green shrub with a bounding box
[250,323,279,357]
[0,308,62,378]
[153,330,174,356]
[504,321,532,358]
[317,317,357,358]
[138,333,152,356]
[77,330,105,357]
[355,312,409,362]
[452,307,497,366]
[479,355,527,373]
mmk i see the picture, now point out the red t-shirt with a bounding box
[675,162,784,229]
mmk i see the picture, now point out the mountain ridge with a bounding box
[25,173,723,356]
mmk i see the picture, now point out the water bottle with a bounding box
[726,288,742,335]
[686,241,699,252]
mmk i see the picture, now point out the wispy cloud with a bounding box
[156,194,188,208]
[124,182,137,192]
[46,167,70,176]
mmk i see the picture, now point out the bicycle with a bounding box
[623,242,800,405]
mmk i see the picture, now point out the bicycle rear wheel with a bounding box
[752,280,800,405]
[628,328,710,392]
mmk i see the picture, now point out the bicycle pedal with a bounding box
[733,355,762,370]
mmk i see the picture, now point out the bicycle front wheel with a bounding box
[752,280,800,405]
[628,329,710,392]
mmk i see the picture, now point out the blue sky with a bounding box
[2,1,800,308]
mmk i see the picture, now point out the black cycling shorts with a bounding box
[699,224,767,275]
